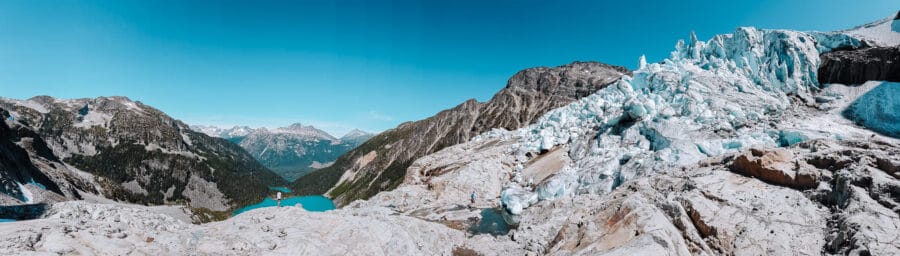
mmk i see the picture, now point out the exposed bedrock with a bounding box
[818,46,900,85]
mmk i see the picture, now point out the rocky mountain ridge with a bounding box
[290,61,629,206]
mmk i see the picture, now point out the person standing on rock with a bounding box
[470,191,476,204]
[276,191,282,207]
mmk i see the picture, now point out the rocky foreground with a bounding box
[0,137,896,255]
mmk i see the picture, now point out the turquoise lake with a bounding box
[232,195,335,216]
[469,208,514,236]
[268,186,292,193]
[0,219,14,223]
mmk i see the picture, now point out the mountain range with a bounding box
[0,11,898,255]
[191,124,373,181]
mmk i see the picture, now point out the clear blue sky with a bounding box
[0,0,895,136]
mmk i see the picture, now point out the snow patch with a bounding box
[268,124,336,141]
[309,161,334,169]
[121,180,149,195]
[143,143,205,160]
[1,98,49,114]
[16,182,33,203]
[73,108,113,129]
[180,132,193,146]
[162,186,176,201]
[120,100,144,112]
[842,17,900,46]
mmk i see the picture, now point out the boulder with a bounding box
[730,148,819,189]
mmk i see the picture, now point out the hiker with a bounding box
[276,191,282,207]
[470,191,476,204]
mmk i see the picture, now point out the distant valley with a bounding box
[191,124,373,181]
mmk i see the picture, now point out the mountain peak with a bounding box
[190,125,257,138]
[285,123,313,130]
[269,124,335,140]
[341,129,373,139]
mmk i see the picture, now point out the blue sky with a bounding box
[0,0,895,136]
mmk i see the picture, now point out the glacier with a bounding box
[490,27,863,214]
[841,81,900,138]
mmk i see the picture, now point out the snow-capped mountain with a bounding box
[268,123,337,139]
[0,96,283,220]
[191,125,256,141]
[191,124,373,181]
[340,129,375,146]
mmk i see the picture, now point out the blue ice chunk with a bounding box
[639,126,671,151]
[842,82,900,138]
[778,130,808,147]
[722,141,743,150]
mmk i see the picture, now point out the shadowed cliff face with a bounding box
[0,109,64,204]
[290,61,628,206]
[818,46,900,85]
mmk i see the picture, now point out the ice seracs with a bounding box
[488,26,864,214]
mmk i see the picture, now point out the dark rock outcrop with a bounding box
[0,204,47,220]
[818,46,900,84]
[291,61,628,206]
[0,109,64,203]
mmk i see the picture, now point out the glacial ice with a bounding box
[500,185,537,215]
[492,27,862,214]
[842,81,900,138]
[16,182,32,203]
